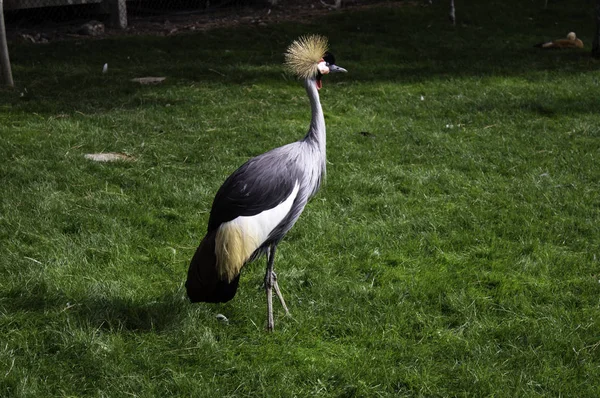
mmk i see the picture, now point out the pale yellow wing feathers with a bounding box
[215,183,300,282]
[215,222,260,282]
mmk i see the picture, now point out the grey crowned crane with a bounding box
[185,35,347,331]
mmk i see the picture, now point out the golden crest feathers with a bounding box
[284,35,329,79]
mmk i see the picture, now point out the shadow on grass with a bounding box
[2,1,597,116]
[2,280,187,332]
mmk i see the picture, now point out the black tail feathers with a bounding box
[186,275,240,303]
[186,231,241,303]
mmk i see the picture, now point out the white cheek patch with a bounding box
[317,61,329,75]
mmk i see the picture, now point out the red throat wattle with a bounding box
[316,57,324,90]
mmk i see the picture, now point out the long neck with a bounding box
[303,78,325,153]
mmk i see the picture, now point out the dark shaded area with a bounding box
[593,0,600,58]
[1,1,596,117]
[4,0,371,33]
[5,4,104,26]
[1,280,185,332]
[4,0,270,25]
[127,0,272,15]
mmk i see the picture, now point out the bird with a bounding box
[185,35,347,331]
[535,32,584,49]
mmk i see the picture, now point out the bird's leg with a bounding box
[267,245,289,314]
[264,245,290,331]
[272,271,290,315]
[265,246,276,331]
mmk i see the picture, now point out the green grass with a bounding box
[2,0,600,396]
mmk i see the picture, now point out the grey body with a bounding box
[208,78,326,256]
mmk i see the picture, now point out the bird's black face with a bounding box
[315,52,347,90]
[323,52,336,66]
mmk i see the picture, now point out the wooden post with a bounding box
[0,0,13,87]
[107,0,127,29]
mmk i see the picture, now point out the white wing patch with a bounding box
[215,182,300,281]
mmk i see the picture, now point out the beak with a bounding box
[328,64,347,73]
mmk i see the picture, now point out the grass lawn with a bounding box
[1,0,600,396]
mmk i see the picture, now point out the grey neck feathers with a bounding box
[303,78,326,153]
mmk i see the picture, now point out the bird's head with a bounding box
[315,52,347,89]
[567,32,577,41]
[285,35,347,90]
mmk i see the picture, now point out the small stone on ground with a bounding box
[84,153,135,162]
[131,77,166,84]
